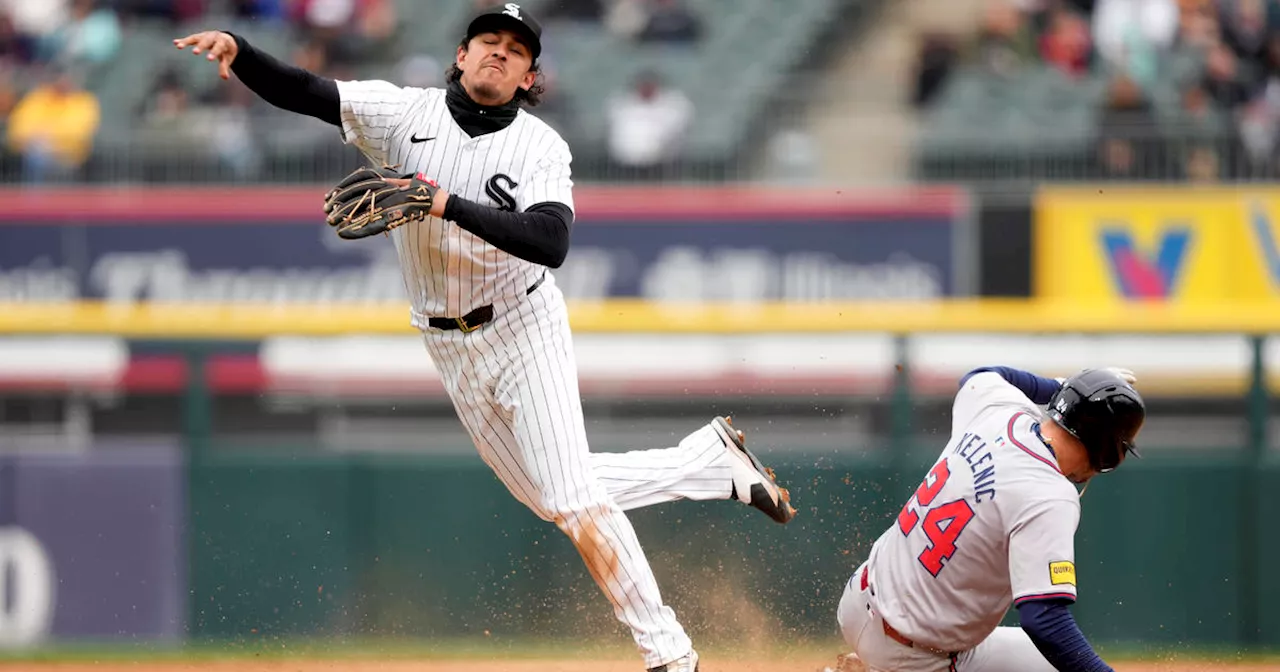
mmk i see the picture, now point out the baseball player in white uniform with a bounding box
[175,6,795,671]
[833,367,1145,672]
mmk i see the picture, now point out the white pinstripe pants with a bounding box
[422,276,732,668]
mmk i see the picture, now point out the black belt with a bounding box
[427,272,546,332]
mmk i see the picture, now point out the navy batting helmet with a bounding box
[1046,369,1145,473]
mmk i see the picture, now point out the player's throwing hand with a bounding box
[173,31,238,80]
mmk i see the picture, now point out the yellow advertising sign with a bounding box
[1036,188,1280,303]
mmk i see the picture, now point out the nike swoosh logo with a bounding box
[410,134,435,143]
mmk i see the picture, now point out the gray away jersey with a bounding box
[336,79,575,327]
[865,372,1082,653]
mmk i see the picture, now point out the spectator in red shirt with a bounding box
[1040,7,1093,78]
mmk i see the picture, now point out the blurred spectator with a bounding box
[912,32,960,109]
[293,0,399,72]
[232,0,287,22]
[1092,0,1179,88]
[1040,7,1093,78]
[608,0,702,44]
[606,0,649,39]
[197,82,263,180]
[42,0,121,70]
[6,66,99,183]
[544,0,606,23]
[638,0,703,44]
[1262,32,1280,84]
[1233,34,1280,169]
[0,63,18,119]
[136,70,265,181]
[135,69,197,151]
[396,53,443,89]
[1217,0,1280,63]
[1180,77,1222,127]
[1067,0,1099,13]
[0,10,32,65]
[1201,41,1253,108]
[113,0,206,23]
[1177,1,1222,51]
[1183,143,1221,179]
[0,0,67,51]
[762,126,820,184]
[535,69,577,136]
[1176,78,1237,168]
[606,70,693,173]
[1237,96,1276,167]
[1096,73,1161,178]
[293,38,329,75]
[966,0,1038,76]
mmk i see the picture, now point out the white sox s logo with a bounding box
[485,174,519,212]
[503,3,522,19]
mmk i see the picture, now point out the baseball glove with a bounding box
[323,166,441,239]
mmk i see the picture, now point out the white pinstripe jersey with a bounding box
[865,372,1081,653]
[336,80,575,327]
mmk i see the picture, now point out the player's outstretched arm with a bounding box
[173,30,340,126]
[1017,599,1115,672]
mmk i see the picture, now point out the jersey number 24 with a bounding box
[897,459,975,577]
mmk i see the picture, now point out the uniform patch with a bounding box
[1049,561,1077,586]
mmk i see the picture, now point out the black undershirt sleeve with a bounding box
[442,197,573,268]
[226,33,340,126]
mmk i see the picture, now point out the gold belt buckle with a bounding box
[456,315,481,333]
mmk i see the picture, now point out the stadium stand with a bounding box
[0,0,870,184]
[912,0,1280,184]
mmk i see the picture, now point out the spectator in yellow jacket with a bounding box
[6,67,99,182]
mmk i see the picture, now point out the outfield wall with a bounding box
[4,450,1275,648]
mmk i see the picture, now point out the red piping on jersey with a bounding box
[1014,591,1077,605]
[1007,411,1062,473]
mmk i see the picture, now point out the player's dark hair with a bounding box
[447,37,545,107]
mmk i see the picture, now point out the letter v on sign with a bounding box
[1100,225,1191,299]
[1248,201,1280,292]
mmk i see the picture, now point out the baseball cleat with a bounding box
[713,416,797,524]
[818,653,869,672]
[648,649,698,672]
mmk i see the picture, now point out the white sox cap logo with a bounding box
[503,3,522,19]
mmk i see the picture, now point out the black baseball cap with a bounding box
[465,4,543,60]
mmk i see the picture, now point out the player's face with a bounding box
[1043,421,1098,484]
[457,31,537,106]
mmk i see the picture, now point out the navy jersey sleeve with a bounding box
[960,366,1062,405]
[1018,599,1114,672]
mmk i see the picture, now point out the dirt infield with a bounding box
[6,658,1279,672]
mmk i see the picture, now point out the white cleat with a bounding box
[712,416,797,524]
[648,649,699,672]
